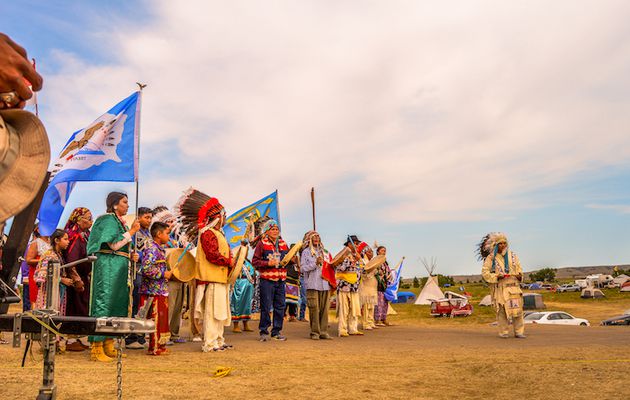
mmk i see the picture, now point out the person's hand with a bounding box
[129,219,141,235]
[0,33,43,108]
[60,277,73,286]
[164,270,172,280]
[73,279,85,292]
[498,274,505,280]
[131,252,140,263]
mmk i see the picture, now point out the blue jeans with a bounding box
[126,279,146,345]
[22,284,31,311]
[258,279,286,336]
[298,275,307,320]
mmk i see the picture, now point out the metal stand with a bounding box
[0,253,155,400]
[36,259,61,400]
[37,314,57,400]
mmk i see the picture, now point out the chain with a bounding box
[117,337,123,400]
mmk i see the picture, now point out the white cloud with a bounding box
[586,204,630,214]
[39,0,630,225]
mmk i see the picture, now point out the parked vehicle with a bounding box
[430,297,473,317]
[541,284,554,291]
[600,314,630,326]
[524,311,590,326]
[557,284,581,293]
[575,279,588,289]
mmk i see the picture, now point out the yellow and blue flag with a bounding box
[224,191,279,248]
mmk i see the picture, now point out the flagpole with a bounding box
[274,189,281,230]
[310,187,316,231]
[131,82,146,293]
[134,82,146,216]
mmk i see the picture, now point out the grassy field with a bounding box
[1,286,629,399]
[390,283,630,326]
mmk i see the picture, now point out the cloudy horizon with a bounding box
[3,0,630,278]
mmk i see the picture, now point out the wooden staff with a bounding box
[310,187,316,231]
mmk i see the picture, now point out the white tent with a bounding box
[613,274,630,286]
[414,276,444,304]
[479,294,492,306]
[414,258,444,305]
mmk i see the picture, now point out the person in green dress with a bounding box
[86,192,140,362]
[231,257,256,333]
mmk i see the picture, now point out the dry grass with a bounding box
[1,292,629,400]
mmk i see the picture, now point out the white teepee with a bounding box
[414,257,444,305]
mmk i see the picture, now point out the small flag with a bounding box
[224,191,279,248]
[37,91,141,235]
[385,258,405,302]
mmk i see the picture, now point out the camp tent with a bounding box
[394,291,416,304]
[581,288,605,299]
[443,291,467,300]
[479,294,492,306]
[613,274,630,286]
[620,281,630,293]
[523,293,546,310]
[414,258,444,305]
[528,282,542,290]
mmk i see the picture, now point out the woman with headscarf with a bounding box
[63,207,93,351]
[86,192,140,362]
[252,219,289,342]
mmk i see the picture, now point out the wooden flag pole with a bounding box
[310,187,316,231]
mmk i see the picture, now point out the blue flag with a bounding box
[385,258,405,302]
[38,92,141,235]
[224,191,279,248]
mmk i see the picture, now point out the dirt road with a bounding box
[1,320,628,400]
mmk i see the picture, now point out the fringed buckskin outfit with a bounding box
[479,232,525,338]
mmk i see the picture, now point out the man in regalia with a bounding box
[479,232,525,338]
[175,189,234,352]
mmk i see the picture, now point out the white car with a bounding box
[524,311,590,326]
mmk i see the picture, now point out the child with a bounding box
[138,222,172,355]
[34,229,81,312]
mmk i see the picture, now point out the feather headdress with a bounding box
[476,232,508,260]
[174,187,224,244]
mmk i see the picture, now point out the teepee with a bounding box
[414,257,444,305]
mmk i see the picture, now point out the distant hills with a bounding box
[449,264,630,283]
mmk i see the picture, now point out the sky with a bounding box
[3,1,630,278]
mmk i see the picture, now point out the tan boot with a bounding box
[243,321,253,332]
[103,338,127,358]
[90,342,113,362]
[232,322,242,333]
